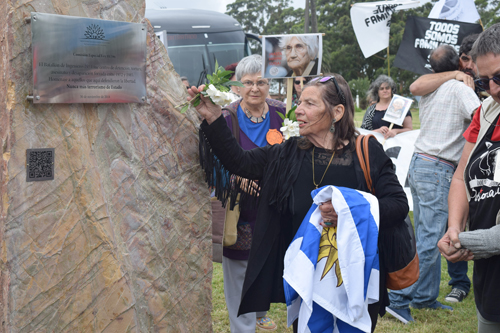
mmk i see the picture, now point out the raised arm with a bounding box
[410,71,475,96]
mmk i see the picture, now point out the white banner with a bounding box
[358,128,420,211]
[428,0,480,24]
[350,0,421,58]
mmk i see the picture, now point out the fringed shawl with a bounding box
[198,119,303,213]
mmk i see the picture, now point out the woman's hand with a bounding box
[187,85,222,124]
[374,126,389,135]
[318,200,338,228]
[438,227,473,262]
[384,129,397,139]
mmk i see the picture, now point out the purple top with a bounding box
[222,98,286,260]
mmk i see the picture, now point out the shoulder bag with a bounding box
[355,135,419,290]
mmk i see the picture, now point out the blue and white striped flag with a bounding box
[283,186,380,333]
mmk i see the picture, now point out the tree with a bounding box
[475,0,500,28]
[225,0,500,98]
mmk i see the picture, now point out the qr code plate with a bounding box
[26,148,54,182]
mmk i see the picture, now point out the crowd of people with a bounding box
[183,24,500,333]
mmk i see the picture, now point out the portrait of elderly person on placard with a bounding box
[279,35,320,77]
[385,98,406,119]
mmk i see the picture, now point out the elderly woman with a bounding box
[279,35,319,77]
[190,73,408,332]
[438,24,500,332]
[361,75,412,139]
[217,54,283,332]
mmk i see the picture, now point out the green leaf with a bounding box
[287,105,297,122]
[219,70,234,78]
[200,91,208,96]
[225,81,244,87]
[278,112,285,121]
[214,59,219,71]
[206,74,213,82]
[180,104,189,114]
[193,97,201,107]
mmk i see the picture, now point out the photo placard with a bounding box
[261,33,322,79]
[382,94,414,126]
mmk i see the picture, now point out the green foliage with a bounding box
[225,0,499,98]
[348,77,371,109]
[476,0,500,28]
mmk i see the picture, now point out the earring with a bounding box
[329,118,336,133]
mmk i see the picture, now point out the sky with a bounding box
[146,0,304,13]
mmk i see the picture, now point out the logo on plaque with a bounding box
[84,24,105,40]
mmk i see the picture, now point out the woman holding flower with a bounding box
[214,54,284,332]
[191,74,408,332]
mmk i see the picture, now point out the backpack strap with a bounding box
[355,134,376,194]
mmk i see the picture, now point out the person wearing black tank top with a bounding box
[438,24,500,332]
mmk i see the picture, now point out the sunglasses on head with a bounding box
[475,75,500,91]
[310,76,347,105]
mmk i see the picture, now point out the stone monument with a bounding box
[0,0,212,332]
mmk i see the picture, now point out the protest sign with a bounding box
[393,16,483,75]
[382,95,413,126]
[261,34,322,79]
[358,128,420,210]
[350,0,420,58]
[428,0,480,24]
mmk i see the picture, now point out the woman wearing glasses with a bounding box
[361,75,413,139]
[291,77,309,106]
[190,73,408,332]
[216,54,284,332]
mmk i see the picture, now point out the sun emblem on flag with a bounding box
[317,226,343,287]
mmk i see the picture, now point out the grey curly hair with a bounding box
[367,75,396,103]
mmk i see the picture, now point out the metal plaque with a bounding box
[31,13,147,103]
[26,148,55,182]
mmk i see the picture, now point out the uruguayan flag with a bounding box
[283,186,380,333]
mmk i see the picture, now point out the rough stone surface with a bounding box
[0,1,212,332]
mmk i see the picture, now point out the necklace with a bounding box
[312,147,336,189]
[244,105,268,123]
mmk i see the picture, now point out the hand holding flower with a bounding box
[177,60,244,115]
[187,85,222,124]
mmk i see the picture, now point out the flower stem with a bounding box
[175,93,200,109]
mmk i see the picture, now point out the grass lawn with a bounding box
[354,108,420,130]
[212,258,476,333]
[212,108,477,332]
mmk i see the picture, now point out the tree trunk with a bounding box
[310,0,318,33]
[304,0,310,33]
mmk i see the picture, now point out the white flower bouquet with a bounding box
[178,60,243,113]
[279,106,301,140]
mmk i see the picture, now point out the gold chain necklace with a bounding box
[312,147,335,189]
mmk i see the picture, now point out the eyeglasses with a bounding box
[379,86,391,91]
[241,80,269,88]
[294,79,309,85]
[475,75,500,91]
[310,76,347,105]
[284,43,306,54]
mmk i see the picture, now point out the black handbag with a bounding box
[356,135,419,290]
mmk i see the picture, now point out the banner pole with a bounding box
[286,78,293,112]
[381,123,394,145]
[479,18,485,30]
[387,46,390,76]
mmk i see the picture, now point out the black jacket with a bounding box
[200,115,409,316]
